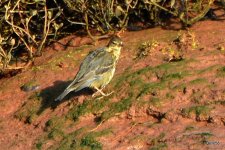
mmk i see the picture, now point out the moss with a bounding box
[54,128,85,150]
[114,59,192,104]
[171,83,187,91]
[14,92,42,123]
[135,66,153,75]
[114,66,156,88]
[150,97,162,107]
[48,128,65,140]
[153,60,192,82]
[81,136,102,150]
[114,66,152,88]
[102,59,193,121]
[184,126,195,131]
[176,131,213,146]
[129,78,144,87]
[129,134,146,143]
[32,66,43,71]
[149,132,167,150]
[67,98,110,121]
[195,132,214,144]
[53,128,110,150]
[35,142,43,150]
[165,93,175,100]
[100,97,133,121]
[150,143,167,150]
[189,78,208,85]
[45,116,66,131]
[37,118,109,149]
[190,90,204,104]
[67,102,89,121]
[209,100,225,106]
[217,66,225,77]
[136,82,166,98]
[181,105,213,119]
[162,72,185,81]
[154,62,174,71]
[195,132,213,137]
[80,130,111,150]
[113,73,130,88]
[26,114,38,124]
[45,117,66,141]
[155,59,191,71]
[197,64,220,74]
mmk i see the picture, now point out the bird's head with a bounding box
[107,36,123,59]
[107,36,123,49]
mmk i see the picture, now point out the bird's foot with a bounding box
[92,87,114,98]
[105,91,114,96]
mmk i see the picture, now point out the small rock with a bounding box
[164,110,179,122]
[127,106,136,119]
[21,80,40,92]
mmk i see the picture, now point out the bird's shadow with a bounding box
[37,80,93,115]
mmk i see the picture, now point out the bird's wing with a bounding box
[79,51,115,81]
[64,48,106,90]
[94,53,115,76]
[74,47,105,81]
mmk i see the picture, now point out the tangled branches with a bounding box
[0,0,63,72]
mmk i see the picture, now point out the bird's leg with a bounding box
[92,87,106,97]
[92,87,114,97]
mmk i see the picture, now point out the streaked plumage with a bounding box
[55,36,123,101]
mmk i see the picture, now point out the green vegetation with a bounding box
[100,97,133,121]
[197,64,220,74]
[36,140,44,150]
[217,66,225,77]
[42,128,111,150]
[14,92,42,124]
[176,131,214,146]
[184,125,195,131]
[189,78,208,85]
[190,90,204,104]
[149,132,167,150]
[67,98,110,121]
[181,105,213,121]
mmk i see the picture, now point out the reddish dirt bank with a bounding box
[0,19,225,150]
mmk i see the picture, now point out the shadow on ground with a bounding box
[37,80,93,115]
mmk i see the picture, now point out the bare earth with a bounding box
[0,19,225,150]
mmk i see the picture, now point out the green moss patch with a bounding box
[217,66,225,77]
[14,92,42,123]
[181,105,213,121]
[47,128,111,150]
[67,98,110,121]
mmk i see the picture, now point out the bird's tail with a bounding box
[55,79,89,101]
[55,89,71,101]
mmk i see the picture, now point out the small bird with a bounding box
[55,36,123,101]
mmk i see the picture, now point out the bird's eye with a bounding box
[112,41,117,44]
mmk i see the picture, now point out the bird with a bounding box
[55,36,123,101]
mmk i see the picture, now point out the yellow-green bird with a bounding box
[55,36,123,101]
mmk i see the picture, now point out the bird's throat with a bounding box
[107,46,121,60]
